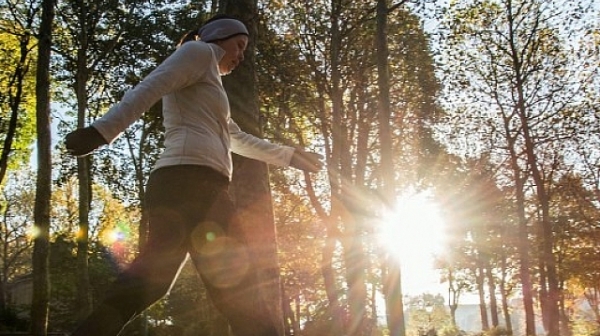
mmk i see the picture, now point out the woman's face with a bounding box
[215,35,248,75]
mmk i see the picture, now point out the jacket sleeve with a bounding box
[92,42,213,143]
[228,118,295,167]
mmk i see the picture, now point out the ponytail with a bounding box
[177,29,200,46]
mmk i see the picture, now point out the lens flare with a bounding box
[28,225,41,240]
[191,221,225,251]
[197,236,250,289]
[378,191,446,265]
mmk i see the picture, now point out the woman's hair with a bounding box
[177,29,200,46]
[177,14,244,46]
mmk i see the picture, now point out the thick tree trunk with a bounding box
[31,0,55,334]
[222,1,284,334]
[376,0,405,334]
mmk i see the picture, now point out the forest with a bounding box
[1,0,599,335]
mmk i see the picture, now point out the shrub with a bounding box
[483,326,511,336]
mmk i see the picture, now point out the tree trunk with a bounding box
[486,266,499,327]
[328,0,367,335]
[341,213,368,336]
[31,0,55,334]
[538,242,549,331]
[376,0,405,334]
[518,96,560,336]
[447,268,459,326]
[476,265,489,331]
[500,254,513,334]
[222,1,284,334]
[124,124,150,252]
[558,280,571,336]
[507,2,560,332]
[513,174,537,335]
[74,7,93,319]
[504,125,536,335]
[316,93,345,333]
[75,157,92,319]
[321,216,344,333]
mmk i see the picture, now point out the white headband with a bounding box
[198,18,249,42]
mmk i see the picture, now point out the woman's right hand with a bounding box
[290,148,324,173]
[65,126,108,157]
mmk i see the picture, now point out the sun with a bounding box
[377,190,447,294]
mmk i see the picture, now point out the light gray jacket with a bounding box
[93,40,294,179]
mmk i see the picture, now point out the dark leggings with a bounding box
[72,165,279,336]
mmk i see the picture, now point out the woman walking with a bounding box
[66,14,322,336]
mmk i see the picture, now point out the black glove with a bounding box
[290,148,324,173]
[65,126,107,157]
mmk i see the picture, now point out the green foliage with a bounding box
[482,326,511,336]
[404,293,450,335]
[434,0,600,333]
[0,15,37,173]
[53,1,215,207]
[48,235,120,332]
[0,0,598,335]
[438,324,467,336]
[0,170,35,309]
[551,174,600,288]
[571,317,600,336]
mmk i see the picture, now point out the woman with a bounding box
[66,14,322,336]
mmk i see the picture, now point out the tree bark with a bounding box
[222,1,284,334]
[506,2,560,333]
[74,2,93,320]
[509,152,536,336]
[447,268,459,326]
[376,1,405,335]
[501,107,536,335]
[500,254,513,334]
[486,265,499,327]
[341,213,368,336]
[476,265,489,331]
[31,0,55,334]
[516,74,560,336]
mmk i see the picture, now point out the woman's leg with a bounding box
[72,166,218,336]
[188,188,280,336]
[71,206,190,336]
